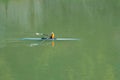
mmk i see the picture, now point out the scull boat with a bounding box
[19,38,80,41]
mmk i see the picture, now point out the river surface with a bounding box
[0,0,120,80]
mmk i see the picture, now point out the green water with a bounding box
[0,0,120,80]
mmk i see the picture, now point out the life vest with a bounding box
[51,33,55,39]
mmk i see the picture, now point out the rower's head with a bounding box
[51,32,54,34]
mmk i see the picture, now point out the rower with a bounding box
[50,32,55,39]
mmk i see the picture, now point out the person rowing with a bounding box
[35,32,55,39]
[50,32,55,39]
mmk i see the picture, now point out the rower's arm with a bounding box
[42,33,49,37]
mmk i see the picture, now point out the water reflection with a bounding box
[0,0,43,37]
